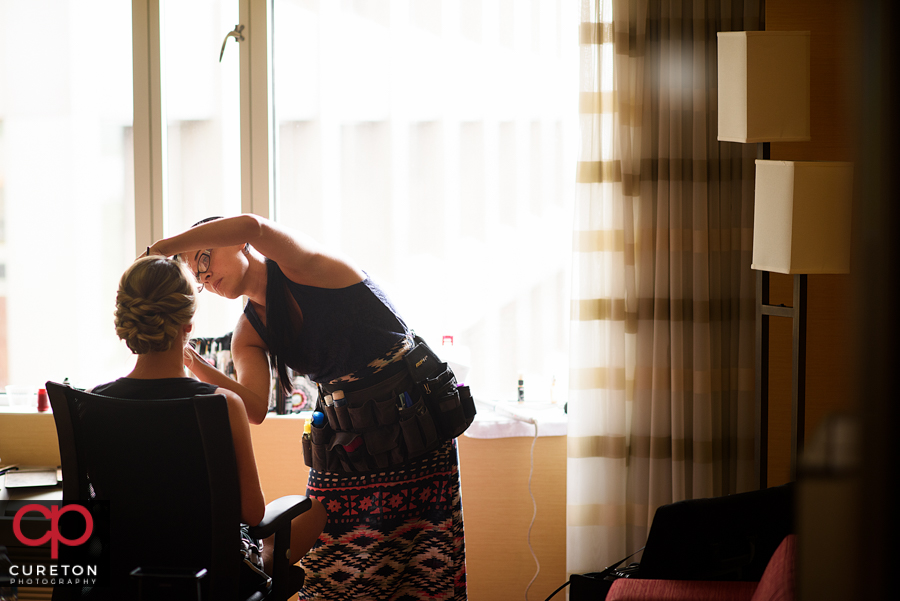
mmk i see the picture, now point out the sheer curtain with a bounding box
[568,0,761,574]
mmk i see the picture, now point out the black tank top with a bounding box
[91,377,220,400]
[243,272,410,383]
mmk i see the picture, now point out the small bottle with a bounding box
[324,394,334,407]
[311,411,326,428]
[517,374,525,403]
[303,419,312,439]
[37,388,50,412]
[333,390,346,407]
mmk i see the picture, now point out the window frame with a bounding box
[131,0,274,257]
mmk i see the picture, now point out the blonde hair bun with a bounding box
[114,256,197,354]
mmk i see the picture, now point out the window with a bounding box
[270,0,578,400]
[163,0,245,339]
[0,0,578,404]
[0,1,135,388]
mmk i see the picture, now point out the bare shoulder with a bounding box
[254,218,364,288]
[217,387,250,419]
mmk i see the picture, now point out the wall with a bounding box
[763,0,861,486]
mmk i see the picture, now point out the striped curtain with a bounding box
[568,0,761,575]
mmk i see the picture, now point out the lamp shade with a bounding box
[752,160,854,274]
[717,31,811,143]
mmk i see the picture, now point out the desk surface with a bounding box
[465,399,567,438]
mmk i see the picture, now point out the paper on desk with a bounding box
[3,467,60,488]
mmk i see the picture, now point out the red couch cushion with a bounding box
[751,534,796,601]
[606,579,759,601]
[605,534,796,601]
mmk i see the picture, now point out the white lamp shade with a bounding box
[717,31,811,143]
[752,160,854,274]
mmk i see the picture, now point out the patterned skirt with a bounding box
[298,439,467,601]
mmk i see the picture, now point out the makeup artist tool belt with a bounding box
[301,336,477,474]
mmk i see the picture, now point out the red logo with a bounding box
[12,504,94,559]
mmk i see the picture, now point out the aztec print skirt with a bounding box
[298,439,467,601]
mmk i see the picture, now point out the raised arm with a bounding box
[148,213,363,288]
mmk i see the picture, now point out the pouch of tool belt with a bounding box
[302,336,477,474]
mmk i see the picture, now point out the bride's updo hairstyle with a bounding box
[114,256,197,354]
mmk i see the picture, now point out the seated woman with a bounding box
[92,255,326,580]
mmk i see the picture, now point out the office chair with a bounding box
[46,381,312,601]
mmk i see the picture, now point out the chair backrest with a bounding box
[638,482,795,582]
[46,381,242,600]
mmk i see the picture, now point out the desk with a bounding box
[466,399,568,438]
[1,403,568,601]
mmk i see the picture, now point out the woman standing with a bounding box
[147,214,468,600]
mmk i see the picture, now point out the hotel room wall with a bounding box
[763,0,861,485]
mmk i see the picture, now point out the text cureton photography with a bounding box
[8,562,98,586]
[1,500,110,589]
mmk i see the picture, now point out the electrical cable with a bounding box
[524,420,540,600]
[473,398,544,600]
[542,579,570,601]
[541,546,647,601]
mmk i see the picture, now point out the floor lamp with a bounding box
[751,160,854,487]
[717,31,849,488]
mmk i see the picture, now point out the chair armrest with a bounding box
[246,495,312,540]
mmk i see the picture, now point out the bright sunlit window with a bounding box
[0,0,578,405]
[269,0,579,402]
[0,0,136,390]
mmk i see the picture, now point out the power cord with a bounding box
[542,546,646,601]
[524,420,540,600]
[542,579,570,601]
[473,399,543,600]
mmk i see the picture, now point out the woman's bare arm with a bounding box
[185,315,272,424]
[149,214,363,288]
[221,388,266,526]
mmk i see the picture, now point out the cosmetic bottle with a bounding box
[37,388,50,412]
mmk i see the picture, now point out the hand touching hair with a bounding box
[114,256,197,354]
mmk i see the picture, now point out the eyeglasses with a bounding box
[195,250,211,292]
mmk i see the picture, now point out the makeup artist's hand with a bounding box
[183,344,196,372]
